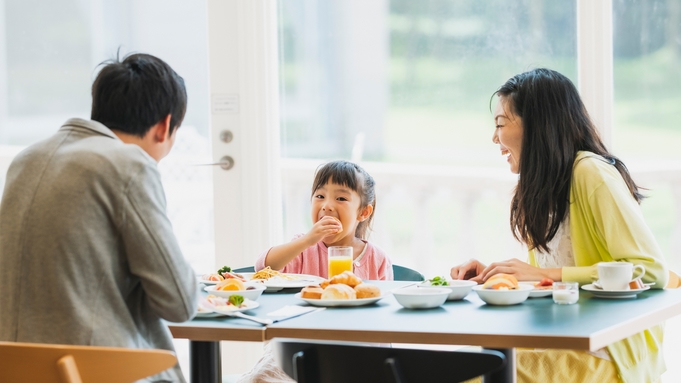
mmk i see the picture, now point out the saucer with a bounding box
[581,284,650,299]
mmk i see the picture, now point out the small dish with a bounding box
[471,285,533,305]
[581,284,650,299]
[392,287,449,309]
[418,280,477,301]
[204,284,266,301]
[295,293,385,307]
[518,282,553,298]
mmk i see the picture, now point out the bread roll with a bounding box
[354,283,380,299]
[329,216,343,233]
[301,285,324,299]
[482,273,518,290]
[321,284,357,300]
[329,271,362,288]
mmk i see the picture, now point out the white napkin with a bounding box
[266,305,324,322]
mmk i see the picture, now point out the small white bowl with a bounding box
[471,284,533,305]
[418,280,478,301]
[392,287,450,309]
[204,284,266,301]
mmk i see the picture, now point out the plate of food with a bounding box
[202,294,260,314]
[418,276,477,301]
[295,271,384,307]
[199,266,248,285]
[472,274,532,305]
[519,278,554,298]
[242,267,326,291]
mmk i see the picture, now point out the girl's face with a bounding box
[311,180,372,244]
[492,96,524,174]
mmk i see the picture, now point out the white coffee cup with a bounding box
[597,262,646,291]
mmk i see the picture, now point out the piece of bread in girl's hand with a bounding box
[354,283,381,299]
[300,285,324,299]
[327,216,343,233]
[482,273,518,290]
[321,284,357,300]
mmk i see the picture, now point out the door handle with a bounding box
[194,155,235,171]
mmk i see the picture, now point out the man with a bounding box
[0,53,199,382]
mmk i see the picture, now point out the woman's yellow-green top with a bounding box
[529,151,669,383]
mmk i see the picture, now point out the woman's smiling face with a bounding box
[492,96,524,174]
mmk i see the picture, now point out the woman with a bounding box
[452,68,668,383]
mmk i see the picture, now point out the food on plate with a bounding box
[427,276,449,286]
[629,278,644,290]
[321,284,357,300]
[202,273,224,282]
[216,278,245,291]
[204,294,250,311]
[482,273,518,290]
[354,283,381,298]
[218,265,232,275]
[534,278,554,290]
[252,266,296,280]
[321,270,362,288]
[301,285,324,299]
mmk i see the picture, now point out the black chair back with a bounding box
[274,339,505,383]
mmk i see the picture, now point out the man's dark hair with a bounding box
[91,52,187,137]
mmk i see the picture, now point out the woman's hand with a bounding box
[304,216,342,245]
[450,259,487,282]
[477,258,561,282]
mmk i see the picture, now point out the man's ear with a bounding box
[359,204,374,222]
[153,114,172,143]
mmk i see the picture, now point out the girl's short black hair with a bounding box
[91,52,187,137]
[311,160,376,240]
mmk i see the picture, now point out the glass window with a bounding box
[613,0,681,272]
[278,0,578,276]
[0,0,214,272]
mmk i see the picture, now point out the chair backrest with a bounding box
[273,339,505,383]
[0,341,177,383]
[233,266,256,273]
[392,264,425,281]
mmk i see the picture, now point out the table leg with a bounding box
[482,348,515,383]
[190,340,221,383]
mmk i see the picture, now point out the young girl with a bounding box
[255,160,393,280]
[239,161,392,383]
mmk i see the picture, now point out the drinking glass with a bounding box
[553,282,579,305]
[328,246,353,278]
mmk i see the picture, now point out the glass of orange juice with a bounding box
[328,246,353,278]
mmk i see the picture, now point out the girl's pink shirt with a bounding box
[255,234,394,280]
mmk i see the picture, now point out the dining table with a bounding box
[168,280,681,383]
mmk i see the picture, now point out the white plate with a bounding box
[194,311,225,318]
[518,282,553,298]
[210,299,260,314]
[242,273,326,292]
[204,284,267,301]
[418,280,477,301]
[295,292,385,307]
[581,284,650,299]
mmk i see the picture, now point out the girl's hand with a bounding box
[477,258,559,282]
[450,259,487,283]
[304,216,342,245]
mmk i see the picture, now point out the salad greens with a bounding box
[228,294,244,307]
[217,265,232,275]
[428,276,450,286]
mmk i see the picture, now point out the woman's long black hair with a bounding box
[493,68,643,252]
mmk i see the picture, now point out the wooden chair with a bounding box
[273,338,505,383]
[0,341,177,383]
[667,270,681,289]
